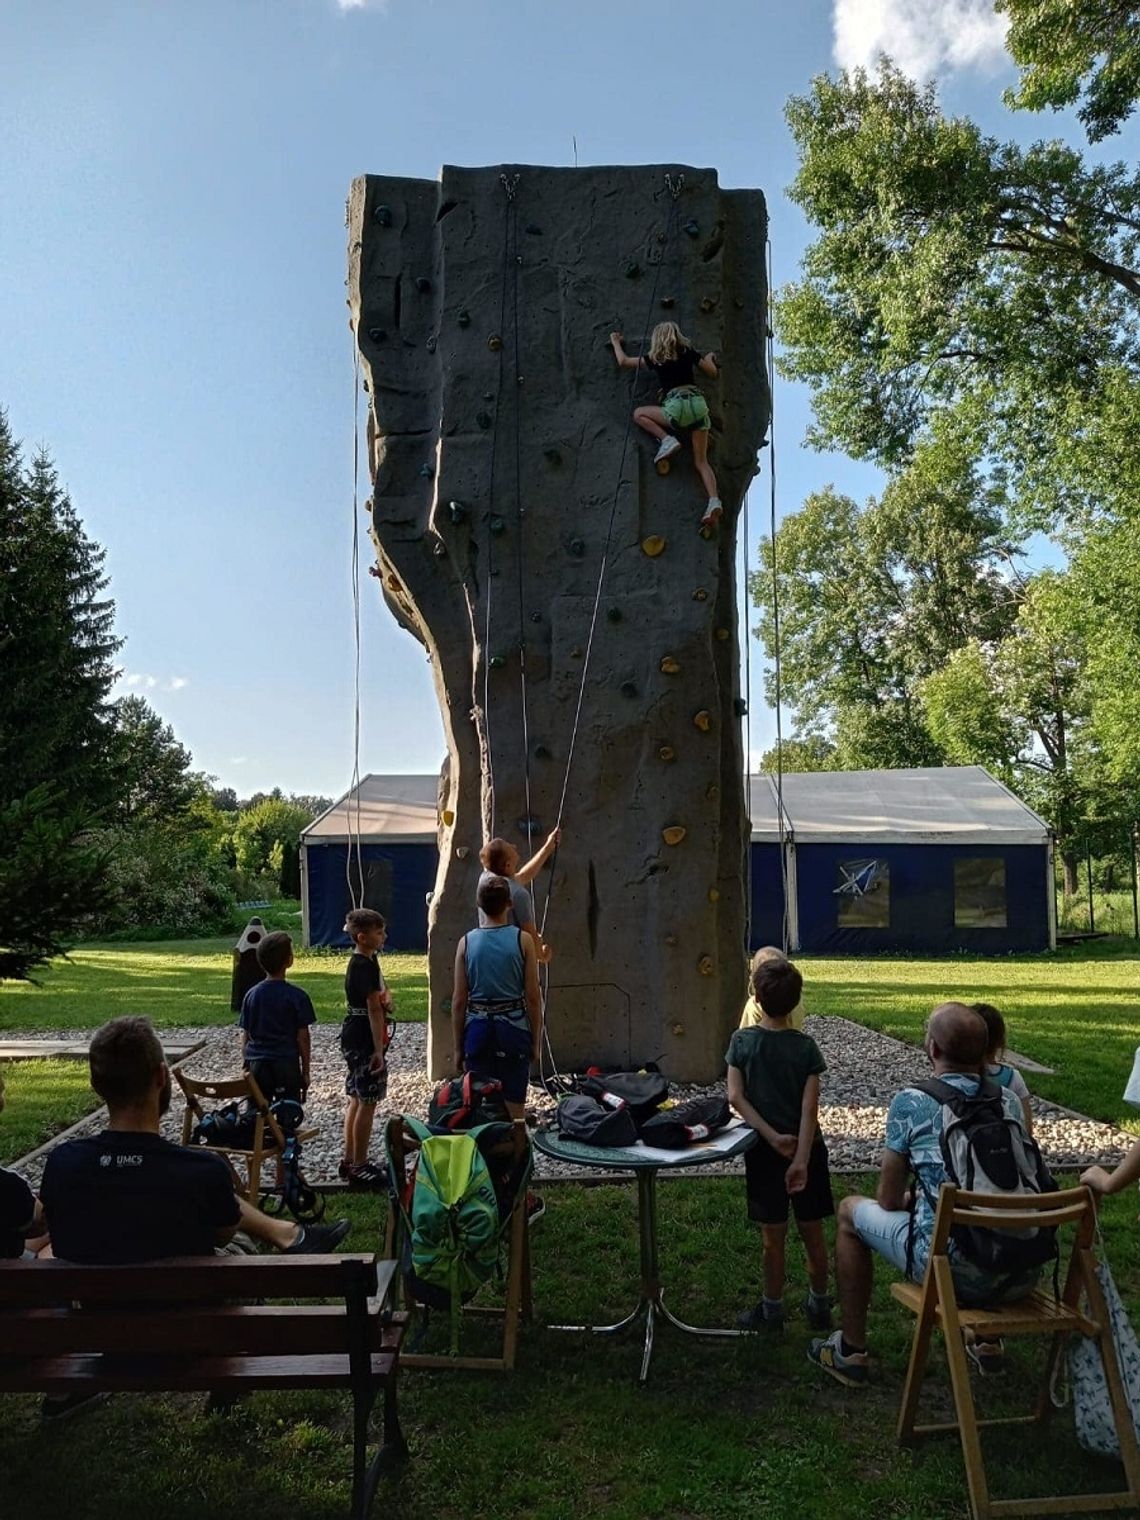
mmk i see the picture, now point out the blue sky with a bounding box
[0,0,1070,797]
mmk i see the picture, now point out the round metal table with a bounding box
[532,1121,758,1382]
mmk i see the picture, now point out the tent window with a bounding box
[954,857,1007,928]
[835,859,890,928]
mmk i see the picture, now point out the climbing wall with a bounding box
[346,164,770,1082]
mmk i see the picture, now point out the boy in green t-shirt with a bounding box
[726,957,833,1332]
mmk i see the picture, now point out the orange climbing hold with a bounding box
[715,627,730,642]
[692,587,708,602]
[660,656,680,674]
[642,535,666,557]
[708,887,720,903]
[655,457,672,477]
[693,710,712,732]
[658,745,676,762]
[697,955,714,977]
[662,826,686,846]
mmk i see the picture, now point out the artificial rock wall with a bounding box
[346,164,770,1082]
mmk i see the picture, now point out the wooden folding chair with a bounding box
[381,1115,533,1372]
[176,1069,317,1203]
[891,1183,1140,1520]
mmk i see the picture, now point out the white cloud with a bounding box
[230,756,249,766]
[169,675,189,691]
[118,672,189,695]
[832,0,1008,80]
[336,0,387,11]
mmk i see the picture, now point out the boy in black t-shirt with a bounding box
[726,958,834,1333]
[238,931,316,1103]
[339,908,392,1186]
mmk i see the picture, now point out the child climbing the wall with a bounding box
[609,322,722,531]
[740,946,806,1031]
[972,1001,1034,1136]
[726,956,833,1333]
[338,908,394,1187]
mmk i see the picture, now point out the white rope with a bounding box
[346,343,364,911]
[765,235,789,954]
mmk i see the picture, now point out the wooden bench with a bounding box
[0,1253,409,1519]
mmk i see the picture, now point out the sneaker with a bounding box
[736,1301,785,1332]
[345,1161,387,1189]
[700,497,723,529]
[337,1157,352,1181]
[965,1334,1006,1377]
[804,1291,834,1332]
[41,1391,109,1422]
[525,1191,546,1228]
[285,1218,351,1255]
[653,435,682,464]
[808,1330,869,1388]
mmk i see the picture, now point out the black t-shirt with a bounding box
[239,977,316,1060]
[345,951,383,1009]
[40,1131,241,1264]
[0,1166,35,1258]
[647,345,701,396]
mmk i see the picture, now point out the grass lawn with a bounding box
[3,1177,1140,1519]
[0,1061,105,1166]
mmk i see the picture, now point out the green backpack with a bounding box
[389,1117,522,1351]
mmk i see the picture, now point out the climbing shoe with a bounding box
[285,1218,352,1254]
[804,1291,834,1332]
[653,436,682,464]
[736,1300,785,1332]
[700,498,723,530]
[808,1330,869,1388]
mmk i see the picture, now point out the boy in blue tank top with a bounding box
[451,874,541,1119]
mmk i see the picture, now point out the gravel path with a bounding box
[7,1017,1133,1188]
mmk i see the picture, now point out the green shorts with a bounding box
[662,386,710,432]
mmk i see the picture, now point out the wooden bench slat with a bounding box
[0,1349,401,1395]
[0,1254,386,1306]
[1,1305,403,1358]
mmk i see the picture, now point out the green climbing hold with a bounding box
[734,698,748,717]
[448,500,467,524]
[476,411,493,430]
[419,463,435,479]
[620,680,638,698]
[530,611,542,624]
[625,260,641,279]
[426,334,437,352]
[490,655,506,670]
[373,204,392,227]
[415,276,432,293]
[490,516,505,535]
[569,539,585,557]
[683,219,700,238]
[534,743,550,759]
[457,309,471,328]
[544,447,562,465]
[367,326,387,343]
[607,607,622,624]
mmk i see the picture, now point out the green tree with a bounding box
[232,798,315,885]
[1000,0,1140,142]
[109,695,202,827]
[758,735,837,774]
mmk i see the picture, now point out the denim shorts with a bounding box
[850,1199,1040,1306]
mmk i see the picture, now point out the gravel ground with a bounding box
[7,1017,1133,1188]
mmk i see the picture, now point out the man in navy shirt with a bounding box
[41,1017,349,1265]
[238,930,316,1103]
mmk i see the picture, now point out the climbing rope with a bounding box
[765,235,790,954]
[506,174,537,850]
[742,483,754,953]
[345,343,365,911]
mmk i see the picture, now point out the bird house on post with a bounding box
[231,917,268,1013]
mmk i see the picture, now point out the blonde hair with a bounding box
[750,945,788,978]
[648,321,691,366]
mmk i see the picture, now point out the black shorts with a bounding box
[745,1137,834,1225]
[248,1056,303,1105]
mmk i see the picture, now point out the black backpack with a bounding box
[910,1076,1058,1276]
[578,1071,668,1128]
[557,1094,638,1148]
[191,1100,260,1150]
[428,1073,511,1131]
[640,1095,731,1150]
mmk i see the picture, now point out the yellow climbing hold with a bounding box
[693,710,712,732]
[708,887,720,903]
[660,656,680,675]
[658,745,676,762]
[442,809,455,826]
[662,826,686,846]
[715,627,730,642]
[641,535,666,557]
[698,955,714,977]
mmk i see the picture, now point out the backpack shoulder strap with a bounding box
[913,1077,962,1108]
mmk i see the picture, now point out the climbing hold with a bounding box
[606,607,622,623]
[530,611,542,624]
[457,309,471,328]
[708,887,720,903]
[665,935,678,947]
[488,334,503,351]
[655,457,672,477]
[489,515,505,535]
[671,1022,685,1037]
[660,295,676,309]
[525,223,543,236]
[442,809,455,826]
[569,538,585,558]
[699,522,715,541]
[620,680,638,698]
[693,710,712,732]
[660,656,681,675]
[455,845,470,860]
[697,955,714,977]
[544,447,562,465]
[489,655,506,670]
[482,392,494,401]
[367,326,387,343]
[625,260,641,279]
[715,627,730,642]
[364,497,374,514]
[432,542,446,558]
[734,697,748,717]
[700,296,716,313]
[641,535,666,557]
[570,646,583,658]
[706,782,719,800]
[476,410,493,430]
[683,219,700,238]
[662,826,686,846]
[415,276,432,293]
[692,587,708,602]
[368,564,381,579]
[448,500,467,525]
[373,204,392,227]
[658,745,676,762]
[419,463,435,479]
[385,574,401,591]
[534,743,550,759]
[426,334,437,353]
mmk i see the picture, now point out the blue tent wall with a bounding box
[793,842,1048,954]
[305,842,436,950]
[749,842,786,951]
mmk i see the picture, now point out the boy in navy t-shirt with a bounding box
[238,931,316,1103]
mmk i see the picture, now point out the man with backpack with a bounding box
[809,1002,1052,1388]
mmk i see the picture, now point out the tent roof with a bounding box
[301,773,438,844]
[762,765,1048,846]
[303,767,1048,849]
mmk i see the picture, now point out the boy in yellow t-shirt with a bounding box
[739,946,806,1031]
